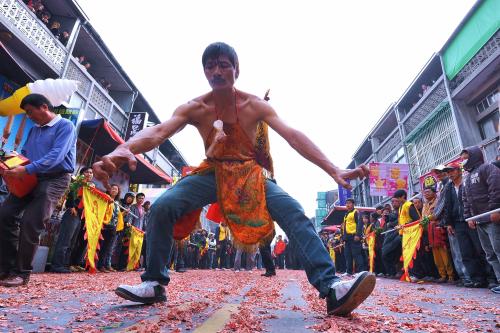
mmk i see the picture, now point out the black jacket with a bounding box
[462,146,500,220]
[441,181,466,227]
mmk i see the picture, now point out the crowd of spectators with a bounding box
[23,0,70,46]
[320,147,500,294]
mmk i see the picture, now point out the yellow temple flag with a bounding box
[102,201,114,225]
[116,211,124,232]
[400,220,423,282]
[82,186,113,273]
[329,245,336,264]
[366,232,376,273]
[127,226,145,271]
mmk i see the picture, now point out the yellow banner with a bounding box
[116,211,124,232]
[400,222,423,282]
[82,187,113,273]
[127,226,145,271]
[366,232,376,273]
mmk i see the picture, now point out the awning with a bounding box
[321,206,376,226]
[78,119,172,184]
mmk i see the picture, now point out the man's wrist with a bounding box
[24,164,36,175]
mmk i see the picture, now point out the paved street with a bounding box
[0,270,498,332]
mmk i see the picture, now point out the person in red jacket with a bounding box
[273,235,287,269]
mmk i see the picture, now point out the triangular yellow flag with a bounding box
[127,226,145,271]
[366,232,376,273]
[400,221,423,282]
[82,187,113,273]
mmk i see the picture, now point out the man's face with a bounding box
[136,195,145,205]
[83,169,93,182]
[391,198,401,209]
[346,201,354,210]
[436,171,448,181]
[423,189,435,201]
[204,55,238,91]
[448,168,461,181]
[413,198,423,210]
[23,104,48,125]
[460,152,469,161]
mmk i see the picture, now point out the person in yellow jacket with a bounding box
[341,199,364,276]
[393,189,427,282]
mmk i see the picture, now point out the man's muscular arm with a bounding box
[259,101,368,188]
[93,104,191,186]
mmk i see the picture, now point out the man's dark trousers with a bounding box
[454,222,493,283]
[344,235,364,274]
[0,174,70,278]
[259,242,275,273]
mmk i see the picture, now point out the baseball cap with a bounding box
[443,161,461,171]
[432,164,447,172]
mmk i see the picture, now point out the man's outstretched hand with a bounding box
[331,164,370,190]
[92,146,137,188]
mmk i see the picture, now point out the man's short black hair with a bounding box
[79,166,92,175]
[345,198,355,205]
[424,186,436,193]
[393,189,407,199]
[136,193,145,198]
[375,205,384,211]
[202,42,239,69]
[20,93,54,112]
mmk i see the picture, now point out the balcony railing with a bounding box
[376,128,401,161]
[450,30,500,92]
[0,0,67,72]
[402,79,447,136]
[64,58,128,135]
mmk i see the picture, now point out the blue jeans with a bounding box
[448,231,469,281]
[141,172,338,297]
[51,209,81,270]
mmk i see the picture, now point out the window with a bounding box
[476,91,498,114]
[391,147,405,163]
[68,93,84,108]
[478,110,499,140]
[83,107,96,120]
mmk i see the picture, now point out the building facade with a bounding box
[348,0,499,207]
[0,0,187,189]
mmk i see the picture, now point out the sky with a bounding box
[77,0,476,217]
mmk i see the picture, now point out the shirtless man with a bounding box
[93,42,375,316]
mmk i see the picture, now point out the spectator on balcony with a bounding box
[421,84,429,95]
[99,78,112,93]
[39,11,51,26]
[77,55,86,64]
[60,31,70,46]
[82,61,91,71]
[49,21,61,39]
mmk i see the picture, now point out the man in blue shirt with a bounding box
[0,93,76,287]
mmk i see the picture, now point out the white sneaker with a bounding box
[327,271,376,316]
[115,281,167,304]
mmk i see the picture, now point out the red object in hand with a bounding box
[0,154,38,198]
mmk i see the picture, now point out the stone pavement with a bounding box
[0,270,498,332]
